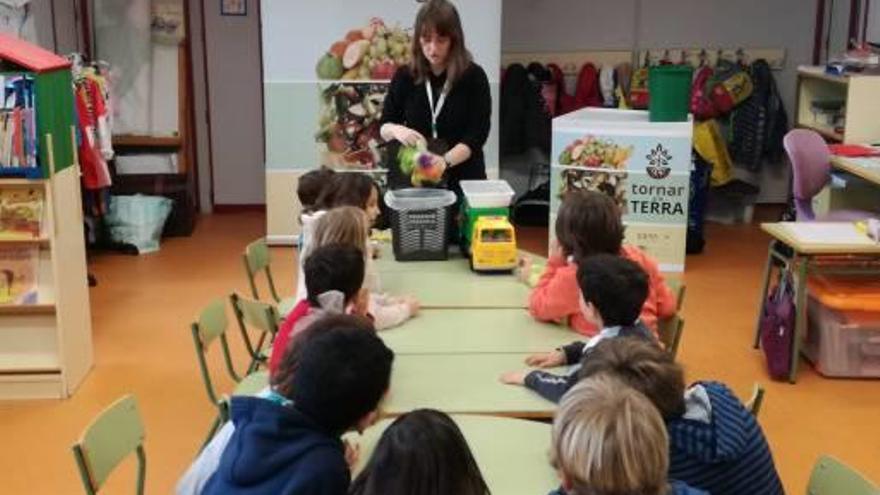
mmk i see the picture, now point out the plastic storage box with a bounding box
[459,180,515,208]
[804,293,880,378]
[384,188,457,261]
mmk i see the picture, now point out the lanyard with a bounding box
[425,80,449,140]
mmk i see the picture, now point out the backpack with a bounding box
[709,60,753,114]
[760,269,795,380]
[690,66,719,120]
[573,63,602,110]
[512,180,550,227]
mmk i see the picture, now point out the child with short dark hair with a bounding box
[524,190,676,337]
[577,338,785,495]
[202,314,394,495]
[500,254,656,402]
[269,243,369,375]
[297,167,336,212]
[349,409,490,495]
[549,375,707,495]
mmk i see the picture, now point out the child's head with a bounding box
[304,243,367,312]
[312,206,370,254]
[297,167,335,210]
[555,190,624,261]
[350,409,490,495]
[286,314,393,434]
[315,173,381,225]
[576,253,648,328]
[552,374,670,495]
[269,312,374,397]
[576,337,686,418]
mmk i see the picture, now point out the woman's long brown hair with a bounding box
[410,0,472,86]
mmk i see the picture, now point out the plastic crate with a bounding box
[459,180,515,208]
[385,188,456,261]
[804,296,880,378]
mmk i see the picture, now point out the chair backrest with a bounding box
[807,455,878,495]
[72,395,146,495]
[191,299,241,407]
[658,314,684,360]
[243,238,280,302]
[231,293,280,336]
[746,383,765,417]
[783,129,832,221]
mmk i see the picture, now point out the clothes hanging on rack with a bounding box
[70,55,114,215]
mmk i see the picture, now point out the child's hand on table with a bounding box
[525,350,565,368]
[403,295,420,316]
[515,256,533,283]
[499,369,529,386]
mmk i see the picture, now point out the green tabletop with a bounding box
[381,308,575,355]
[352,415,556,495]
[373,242,470,273]
[384,353,560,418]
[380,270,530,308]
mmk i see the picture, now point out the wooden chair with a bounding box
[658,314,684,360]
[190,298,269,447]
[807,455,878,495]
[72,395,146,495]
[745,383,765,417]
[230,292,281,373]
[243,238,297,317]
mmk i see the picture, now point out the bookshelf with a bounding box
[0,34,93,400]
[795,66,880,143]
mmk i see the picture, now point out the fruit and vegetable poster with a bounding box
[262,0,501,173]
[550,109,692,272]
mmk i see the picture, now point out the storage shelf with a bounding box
[0,178,47,186]
[796,123,843,142]
[0,237,50,248]
[112,134,182,147]
[0,304,56,316]
[798,68,849,85]
[0,351,60,373]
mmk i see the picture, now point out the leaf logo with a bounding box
[646,144,672,179]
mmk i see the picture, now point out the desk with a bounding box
[754,222,880,382]
[384,353,558,418]
[353,415,556,495]
[380,270,529,309]
[831,155,880,186]
[381,309,574,355]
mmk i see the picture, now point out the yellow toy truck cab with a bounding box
[470,216,517,272]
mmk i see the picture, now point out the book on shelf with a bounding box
[0,74,39,174]
[0,186,43,239]
[0,246,38,305]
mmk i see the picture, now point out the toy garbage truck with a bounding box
[459,180,517,272]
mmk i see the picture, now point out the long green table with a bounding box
[379,270,529,308]
[352,415,556,495]
[381,308,574,355]
[384,353,560,418]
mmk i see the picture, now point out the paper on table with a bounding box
[780,222,875,245]
[845,157,880,169]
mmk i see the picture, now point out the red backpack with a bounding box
[690,65,719,120]
[573,63,602,110]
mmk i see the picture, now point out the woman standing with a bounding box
[380,0,492,200]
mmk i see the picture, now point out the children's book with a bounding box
[0,187,43,239]
[0,246,38,305]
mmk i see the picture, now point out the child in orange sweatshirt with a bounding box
[521,190,676,337]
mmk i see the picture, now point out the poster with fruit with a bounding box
[316,83,388,170]
[316,18,413,81]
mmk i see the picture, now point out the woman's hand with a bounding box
[390,124,427,148]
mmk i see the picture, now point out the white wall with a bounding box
[503,0,819,203]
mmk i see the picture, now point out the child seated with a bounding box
[304,206,418,330]
[549,375,707,495]
[297,173,381,302]
[295,167,335,249]
[202,314,394,495]
[577,338,785,495]
[524,190,676,337]
[501,254,656,402]
[269,243,369,375]
[349,409,490,495]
